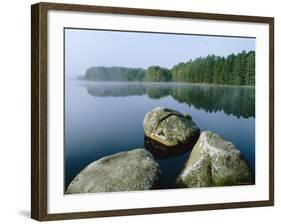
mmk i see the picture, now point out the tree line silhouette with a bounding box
[85,51,255,86]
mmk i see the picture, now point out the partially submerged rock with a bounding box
[144,135,188,159]
[66,148,160,194]
[176,131,253,188]
[143,107,200,147]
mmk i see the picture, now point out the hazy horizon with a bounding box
[65,29,255,78]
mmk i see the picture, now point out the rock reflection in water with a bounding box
[144,135,197,159]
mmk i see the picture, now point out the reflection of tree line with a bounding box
[84,83,255,118]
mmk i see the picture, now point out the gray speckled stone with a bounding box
[66,148,160,194]
[143,107,200,147]
[176,131,253,188]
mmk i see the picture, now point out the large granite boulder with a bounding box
[66,148,160,194]
[176,131,253,187]
[143,107,200,147]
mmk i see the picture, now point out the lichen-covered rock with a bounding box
[143,107,200,147]
[66,148,160,194]
[176,131,253,188]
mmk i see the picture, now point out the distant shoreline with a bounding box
[82,51,255,86]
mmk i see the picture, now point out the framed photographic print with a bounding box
[31,2,274,221]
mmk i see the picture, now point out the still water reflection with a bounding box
[65,81,255,191]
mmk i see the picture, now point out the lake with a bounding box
[64,81,255,191]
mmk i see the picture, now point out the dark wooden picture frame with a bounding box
[31,2,274,221]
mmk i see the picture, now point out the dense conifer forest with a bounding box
[85,50,255,85]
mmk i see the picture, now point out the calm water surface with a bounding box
[64,81,255,191]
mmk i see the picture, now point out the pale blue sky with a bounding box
[65,29,255,78]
